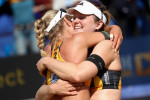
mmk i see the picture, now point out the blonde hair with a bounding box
[35,10,62,51]
[35,10,73,57]
[35,10,73,51]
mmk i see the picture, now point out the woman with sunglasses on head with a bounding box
[35,0,122,100]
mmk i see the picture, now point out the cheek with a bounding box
[82,20,96,32]
[84,23,96,32]
[70,27,74,34]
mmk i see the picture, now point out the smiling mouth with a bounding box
[74,26,83,29]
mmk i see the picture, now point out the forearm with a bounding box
[85,32,105,47]
[45,58,79,82]
[44,57,97,82]
[104,25,116,31]
[104,25,122,36]
[35,85,54,100]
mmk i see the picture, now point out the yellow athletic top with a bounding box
[47,41,64,85]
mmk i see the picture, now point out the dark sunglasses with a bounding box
[60,8,67,18]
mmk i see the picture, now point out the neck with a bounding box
[61,29,72,40]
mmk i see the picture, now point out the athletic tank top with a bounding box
[46,41,63,85]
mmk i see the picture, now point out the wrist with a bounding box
[101,31,110,40]
[48,84,55,94]
[43,57,50,66]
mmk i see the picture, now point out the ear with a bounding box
[95,20,103,30]
[63,17,72,27]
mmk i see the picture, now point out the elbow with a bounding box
[71,72,84,83]
[35,92,39,100]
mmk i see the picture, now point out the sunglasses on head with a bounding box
[60,8,67,18]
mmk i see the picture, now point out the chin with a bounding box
[74,30,83,33]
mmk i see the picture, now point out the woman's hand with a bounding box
[36,57,49,77]
[36,79,82,100]
[104,25,123,52]
[50,79,83,96]
[110,25,123,52]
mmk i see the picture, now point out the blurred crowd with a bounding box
[110,0,150,38]
[0,0,150,58]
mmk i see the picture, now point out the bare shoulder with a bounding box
[69,33,87,44]
[61,33,88,63]
[62,33,87,50]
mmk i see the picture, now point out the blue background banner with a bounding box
[120,36,150,99]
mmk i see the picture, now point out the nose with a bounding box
[72,17,80,25]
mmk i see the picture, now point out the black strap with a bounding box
[86,54,105,73]
[101,31,110,40]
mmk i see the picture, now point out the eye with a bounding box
[79,17,86,20]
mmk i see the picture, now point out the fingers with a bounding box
[64,83,82,91]
[36,59,48,77]
[40,71,47,77]
[37,64,46,77]
[71,82,83,87]
[68,86,77,91]
[112,34,118,49]
[68,85,81,91]
[63,91,78,96]
[54,79,83,96]
[42,69,47,77]
[110,32,123,53]
[64,86,82,96]
[115,37,123,53]
[74,86,81,90]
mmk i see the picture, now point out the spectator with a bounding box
[136,0,150,36]
[10,0,39,56]
[0,0,16,57]
[34,0,52,19]
[112,0,138,38]
[52,0,82,10]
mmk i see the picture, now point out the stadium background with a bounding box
[0,0,150,100]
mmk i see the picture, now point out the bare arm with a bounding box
[61,31,106,63]
[37,40,119,82]
[35,84,54,100]
[79,25,123,52]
